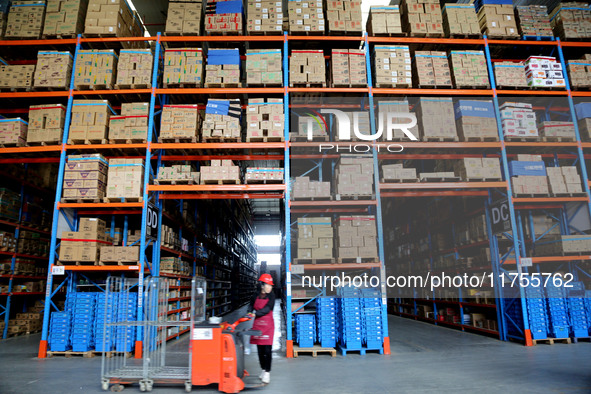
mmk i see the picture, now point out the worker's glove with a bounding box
[246,312,255,318]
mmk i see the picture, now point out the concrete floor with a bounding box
[1,312,591,394]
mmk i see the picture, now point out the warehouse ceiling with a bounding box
[130,0,168,35]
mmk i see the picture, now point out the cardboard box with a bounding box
[327,0,362,34]
[5,0,45,39]
[163,48,204,86]
[245,49,282,86]
[246,0,283,34]
[106,158,143,199]
[494,61,528,88]
[69,99,111,142]
[454,100,498,141]
[245,168,284,183]
[43,0,88,37]
[335,155,374,197]
[331,49,367,87]
[525,56,566,89]
[63,153,108,200]
[516,5,553,38]
[539,121,575,140]
[202,99,241,140]
[0,118,27,147]
[0,65,36,90]
[292,176,331,199]
[34,51,73,89]
[367,6,402,35]
[115,49,152,87]
[450,50,490,88]
[290,50,326,86]
[74,49,117,88]
[373,45,412,87]
[477,4,519,38]
[246,98,284,141]
[200,161,241,184]
[288,0,325,34]
[84,0,144,38]
[417,97,457,140]
[455,158,502,181]
[413,50,452,87]
[443,4,480,37]
[204,48,241,87]
[160,104,199,140]
[108,102,149,141]
[205,0,243,34]
[499,101,538,139]
[568,57,591,88]
[166,1,202,35]
[550,2,591,40]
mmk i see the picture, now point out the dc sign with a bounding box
[490,199,511,235]
[146,204,159,238]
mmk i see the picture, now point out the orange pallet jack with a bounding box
[190,316,267,393]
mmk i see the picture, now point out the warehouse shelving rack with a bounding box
[0,30,590,355]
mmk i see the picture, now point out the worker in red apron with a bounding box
[247,273,275,384]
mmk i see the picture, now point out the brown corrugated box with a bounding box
[290,50,326,86]
[550,2,591,40]
[0,118,28,147]
[202,99,241,140]
[477,4,519,38]
[116,49,152,87]
[62,153,108,200]
[245,49,282,86]
[84,0,144,39]
[246,98,284,141]
[288,0,325,34]
[69,99,111,142]
[43,0,88,37]
[450,50,490,88]
[296,217,333,260]
[442,4,480,37]
[74,49,117,88]
[34,51,73,89]
[108,102,149,141]
[417,97,457,140]
[105,158,144,200]
[401,0,443,37]
[0,65,36,90]
[28,104,66,144]
[160,104,200,140]
[516,5,553,37]
[455,158,502,181]
[326,1,362,34]
[373,45,412,87]
[292,176,331,199]
[164,48,203,86]
[5,0,45,39]
[367,6,402,35]
[166,1,202,35]
[247,0,283,34]
[331,49,367,87]
[413,50,452,87]
[494,61,528,88]
[200,160,241,184]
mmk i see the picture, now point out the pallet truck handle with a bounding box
[223,316,251,332]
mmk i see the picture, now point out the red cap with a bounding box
[259,273,274,286]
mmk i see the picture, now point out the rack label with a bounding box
[192,328,213,340]
[51,266,65,275]
[519,258,532,267]
[291,265,304,274]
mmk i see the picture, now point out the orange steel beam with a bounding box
[0,38,78,46]
[291,208,370,213]
[73,89,152,96]
[0,91,69,98]
[152,142,285,150]
[161,35,283,42]
[156,88,284,95]
[288,87,369,93]
[381,191,489,197]
[289,35,365,41]
[77,210,142,215]
[58,202,144,209]
[0,157,60,164]
[301,262,381,270]
[497,89,568,96]
[571,91,591,97]
[513,197,589,203]
[367,36,484,45]
[487,39,557,46]
[289,200,377,206]
[0,146,62,155]
[81,36,157,43]
[149,184,286,192]
[67,143,148,150]
[160,155,284,161]
[60,265,141,271]
[379,182,507,190]
[157,193,284,200]
[378,154,500,160]
[289,141,501,149]
[372,88,494,96]
[582,143,591,149]
[504,255,591,265]
[561,41,591,48]
[504,141,579,148]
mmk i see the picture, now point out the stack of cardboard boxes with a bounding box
[289,50,326,86]
[74,49,118,88]
[454,100,498,141]
[245,98,284,142]
[335,156,374,198]
[205,49,241,87]
[535,234,591,256]
[157,165,200,184]
[288,0,325,34]
[0,65,36,90]
[494,61,528,88]
[105,158,143,201]
[366,6,402,36]
[477,4,519,38]
[291,114,328,140]
[59,218,111,263]
[165,1,202,35]
[568,54,591,88]
[373,45,412,88]
[205,0,243,34]
[62,153,108,200]
[525,56,566,89]
[27,104,66,144]
[331,49,367,87]
[0,119,27,147]
[455,158,502,181]
[9,312,43,335]
[43,0,88,37]
[160,257,190,275]
[296,217,333,261]
[246,0,283,34]
[160,104,200,141]
[84,0,143,38]
[245,168,284,183]
[163,48,204,86]
[400,0,444,37]
[33,51,73,89]
[200,159,241,184]
[525,214,561,238]
[500,102,538,139]
[292,177,331,199]
[516,5,553,37]
[336,215,378,260]
[509,154,548,195]
[442,4,480,37]
[549,2,591,40]
[546,166,583,195]
[538,121,575,141]
[376,100,419,141]
[417,97,457,141]
[5,0,45,38]
[68,99,111,143]
[202,99,241,141]
[382,164,417,182]
[99,245,139,264]
[115,49,153,88]
[245,49,282,86]
[326,0,362,34]
[450,51,490,88]
[108,102,149,142]
[576,103,591,141]
[413,51,452,87]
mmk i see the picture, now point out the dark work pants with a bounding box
[257,344,272,372]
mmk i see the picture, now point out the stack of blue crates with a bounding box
[295,314,316,348]
[95,292,118,352]
[48,312,71,351]
[585,290,591,335]
[71,293,97,352]
[337,287,362,349]
[316,297,336,348]
[546,283,569,339]
[525,284,548,340]
[361,289,383,349]
[116,292,138,352]
[567,282,589,338]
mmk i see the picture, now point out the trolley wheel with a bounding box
[145,380,153,392]
[139,381,146,392]
[184,381,192,393]
[110,384,124,392]
[101,379,109,391]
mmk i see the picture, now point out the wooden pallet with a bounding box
[513,193,550,198]
[496,85,530,90]
[289,82,327,88]
[381,178,419,183]
[0,142,26,148]
[288,31,325,36]
[420,177,462,182]
[522,35,555,41]
[69,261,100,266]
[337,344,384,356]
[449,33,483,39]
[408,32,445,38]
[161,83,202,89]
[422,136,460,142]
[504,137,539,142]
[99,260,139,266]
[26,140,61,146]
[0,86,32,92]
[571,85,591,91]
[245,137,284,143]
[41,33,77,39]
[201,179,241,185]
[375,83,411,88]
[485,34,520,40]
[464,177,503,182]
[201,137,241,143]
[336,257,377,264]
[114,84,150,90]
[47,350,96,358]
[67,138,108,145]
[529,86,567,91]
[334,193,375,200]
[369,32,408,37]
[245,179,284,185]
[293,345,337,358]
[541,136,576,142]
[60,198,103,203]
[289,135,329,142]
[108,138,147,144]
[462,136,500,142]
[103,197,143,203]
[532,337,572,345]
[31,85,69,91]
[158,136,198,143]
[247,30,284,36]
[153,179,197,185]
[246,83,282,88]
[74,85,113,91]
[292,196,333,201]
[550,192,587,197]
[204,83,242,88]
[571,337,591,343]
[293,258,335,265]
[332,83,368,88]
[455,85,491,90]
[204,30,242,36]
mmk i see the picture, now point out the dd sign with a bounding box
[146,204,159,238]
[490,199,511,235]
